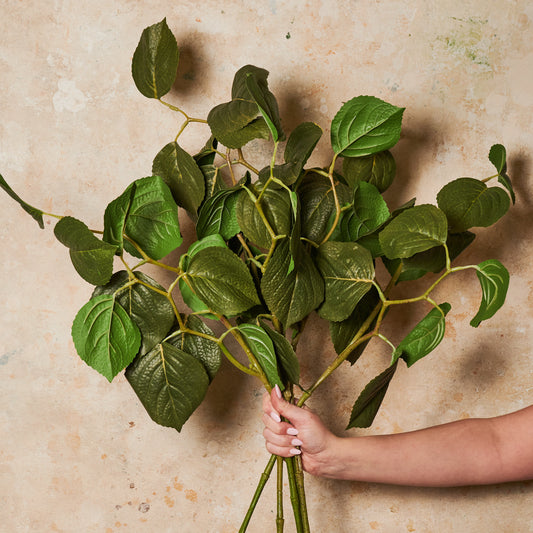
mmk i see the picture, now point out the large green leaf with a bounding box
[261,238,324,327]
[379,204,448,259]
[489,144,515,204]
[0,173,44,228]
[436,177,510,233]
[131,18,179,99]
[185,246,261,316]
[54,216,117,286]
[236,186,292,249]
[393,303,451,367]
[346,361,398,429]
[125,342,209,431]
[342,150,396,193]
[317,241,375,322]
[165,315,222,381]
[329,181,390,242]
[470,259,510,327]
[93,270,175,356]
[152,142,206,215]
[71,294,141,382]
[207,99,270,149]
[123,176,182,260]
[196,187,242,240]
[331,96,404,157]
[239,323,283,388]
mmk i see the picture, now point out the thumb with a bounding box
[271,386,308,426]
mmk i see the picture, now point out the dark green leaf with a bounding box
[470,259,510,327]
[239,323,283,388]
[131,18,179,99]
[436,177,510,233]
[152,141,205,215]
[342,150,396,193]
[196,187,242,240]
[185,246,261,316]
[72,294,141,382]
[54,216,117,286]
[165,315,222,381]
[488,144,515,204]
[103,183,136,253]
[346,361,398,429]
[316,241,375,322]
[331,96,404,157]
[125,342,209,431]
[261,238,324,327]
[0,173,44,228]
[93,270,175,356]
[123,176,183,260]
[393,303,451,367]
[285,122,323,168]
[379,204,448,259]
[194,137,224,202]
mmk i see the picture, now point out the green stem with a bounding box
[239,455,276,533]
[277,456,285,533]
[294,455,310,533]
[319,155,340,245]
[285,457,303,533]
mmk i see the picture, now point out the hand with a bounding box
[262,385,341,477]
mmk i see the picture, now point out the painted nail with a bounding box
[291,438,303,446]
[270,411,281,423]
[287,427,299,436]
[290,448,302,455]
[274,384,282,399]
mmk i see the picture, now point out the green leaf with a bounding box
[194,137,224,203]
[393,303,451,367]
[152,142,205,215]
[259,320,300,385]
[316,241,375,322]
[239,323,283,389]
[489,144,515,204]
[285,122,322,169]
[125,342,209,431]
[165,315,222,382]
[103,183,136,254]
[131,18,179,99]
[346,361,398,429]
[379,204,448,259]
[196,187,241,240]
[93,270,175,356]
[436,177,510,233]
[72,294,141,382]
[207,99,270,149]
[342,150,396,193]
[123,176,183,260]
[470,259,510,327]
[261,238,324,327]
[185,246,261,316]
[0,173,45,228]
[331,96,404,157]
[330,181,390,242]
[54,216,117,286]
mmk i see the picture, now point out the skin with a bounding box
[262,386,533,487]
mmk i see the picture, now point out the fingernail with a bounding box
[287,427,299,436]
[274,384,282,399]
[290,448,301,455]
[291,438,303,446]
[270,411,281,423]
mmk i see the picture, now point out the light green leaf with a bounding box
[393,303,451,367]
[152,142,206,215]
[342,150,396,193]
[239,323,283,389]
[54,216,117,286]
[346,361,398,429]
[0,173,45,228]
[317,241,375,322]
[436,177,510,233]
[93,270,175,356]
[185,246,261,316]
[379,204,448,259]
[125,342,209,431]
[331,96,404,157]
[470,259,510,327]
[131,18,179,99]
[72,294,141,382]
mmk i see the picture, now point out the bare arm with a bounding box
[262,386,533,487]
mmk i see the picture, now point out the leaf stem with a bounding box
[319,155,340,245]
[277,456,285,533]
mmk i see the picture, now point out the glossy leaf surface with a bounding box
[196,187,242,240]
[342,150,396,193]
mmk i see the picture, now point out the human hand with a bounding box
[262,385,340,477]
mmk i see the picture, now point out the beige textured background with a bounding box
[1,1,532,532]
